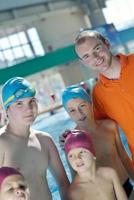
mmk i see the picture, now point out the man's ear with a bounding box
[104,39,110,48]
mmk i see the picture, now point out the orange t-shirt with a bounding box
[93,54,134,164]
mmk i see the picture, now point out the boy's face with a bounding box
[7,97,38,126]
[66,98,92,125]
[67,147,94,173]
[0,175,30,200]
[75,37,112,73]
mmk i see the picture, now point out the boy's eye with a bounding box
[80,151,84,154]
[69,154,73,158]
[16,101,23,106]
[68,109,75,113]
[7,187,14,192]
[30,98,37,104]
[80,104,86,108]
[19,185,27,190]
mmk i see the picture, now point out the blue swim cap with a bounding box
[2,77,36,109]
[62,85,91,109]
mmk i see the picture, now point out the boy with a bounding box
[0,166,30,200]
[0,77,69,200]
[65,130,128,200]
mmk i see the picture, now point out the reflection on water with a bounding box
[32,108,133,199]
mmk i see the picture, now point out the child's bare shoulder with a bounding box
[97,166,117,179]
[31,129,51,138]
[97,119,117,131]
[30,129,55,146]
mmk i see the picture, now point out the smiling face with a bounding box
[67,147,94,173]
[75,37,113,74]
[7,97,38,126]
[0,175,30,200]
[66,98,92,126]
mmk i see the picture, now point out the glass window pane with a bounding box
[27,28,40,41]
[32,41,45,56]
[12,47,24,58]
[0,51,5,61]
[8,34,20,47]
[3,49,14,61]
[18,32,28,44]
[0,38,10,49]
[22,44,34,58]
[103,0,134,30]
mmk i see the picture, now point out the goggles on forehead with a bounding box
[3,87,35,106]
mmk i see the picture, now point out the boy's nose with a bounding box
[15,188,24,196]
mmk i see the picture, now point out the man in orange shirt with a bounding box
[74,29,134,169]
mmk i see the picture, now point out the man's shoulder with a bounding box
[92,81,103,99]
[127,53,134,64]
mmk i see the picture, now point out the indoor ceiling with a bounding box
[0,0,59,11]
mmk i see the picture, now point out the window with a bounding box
[103,0,134,30]
[0,27,45,68]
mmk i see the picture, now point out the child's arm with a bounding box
[115,126,134,180]
[59,130,76,178]
[47,136,70,200]
[110,168,128,200]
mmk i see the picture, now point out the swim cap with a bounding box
[2,77,36,109]
[64,130,96,156]
[62,85,91,109]
[0,167,22,188]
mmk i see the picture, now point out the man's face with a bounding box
[66,98,92,126]
[75,37,112,73]
[67,147,94,173]
[0,175,30,200]
[7,97,38,126]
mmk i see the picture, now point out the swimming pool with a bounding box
[32,107,133,200]
[33,107,75,200]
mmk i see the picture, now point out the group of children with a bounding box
[0,31,134,200]
[0,75,132,200]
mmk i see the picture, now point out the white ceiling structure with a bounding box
[0,0,57,11]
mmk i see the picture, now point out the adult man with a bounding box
[74,29,134,167]
[0,77,69,200]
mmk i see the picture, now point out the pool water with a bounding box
[32,107,133,200]
[32,108,75,200]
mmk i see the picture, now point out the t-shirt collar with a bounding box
[99,54,128,85]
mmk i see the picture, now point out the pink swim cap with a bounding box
[0,167,22,188]
[64,130,96,156]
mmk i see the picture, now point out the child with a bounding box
[0,166,30,200]
[0,77,69,200]
[65,130,128,200]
